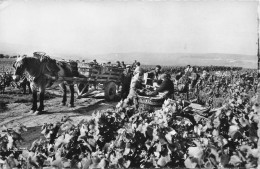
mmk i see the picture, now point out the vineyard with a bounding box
[0,0,258,168]
[0,58,15,74]
[0,58,258,168]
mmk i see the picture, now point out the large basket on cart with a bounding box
[137,95,165,111]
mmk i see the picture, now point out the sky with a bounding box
[0,0,258,59]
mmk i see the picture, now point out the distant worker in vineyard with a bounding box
[190,67,200,89]
[92,59,98,65]
[184,65,193,76]
[147,73,174,99]
[106,62,112,66]
[201,70,209,80]
[120,65,132,99]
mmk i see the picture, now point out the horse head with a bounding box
[12,56,27,82]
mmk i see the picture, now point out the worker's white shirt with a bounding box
[185,67,193,73]
[133,66,143,75]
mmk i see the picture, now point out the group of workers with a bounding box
[120,62,175,108]
[119,63,215,108]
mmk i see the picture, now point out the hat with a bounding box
[126,65,131,68]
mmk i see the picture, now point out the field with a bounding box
[0,86,118,144]
[0,57,259,168]
[0,58,15,74]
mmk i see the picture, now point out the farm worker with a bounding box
[121,61,126,69]
[190,67,200,88]
[107,62,111,66]
[148,65,163,84]
[185,65,193,73]
[120,65,132,99]
[201,70,209,79]
[116,61,121,67]
[175,71,184,82]
[93,59,98,65]
[123,73,145,108]
[132,60,137,69]
[147,73,174,99]
[133,62,144,76]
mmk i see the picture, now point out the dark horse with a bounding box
[13,55,78,115]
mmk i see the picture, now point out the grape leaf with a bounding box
[229,155,242,166]
[184,157,197,168]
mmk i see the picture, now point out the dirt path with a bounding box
[0,90,118,148]
[0,98,118,126]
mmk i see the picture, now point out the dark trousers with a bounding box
[121,84,130,99]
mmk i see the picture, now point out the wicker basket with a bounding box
[137,95,164,111]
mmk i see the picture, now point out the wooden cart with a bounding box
[58,63,125,101]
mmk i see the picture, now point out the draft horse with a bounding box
[13,56,78,115]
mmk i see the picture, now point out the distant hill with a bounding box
[89,53,257,69]
[0,51,257,69]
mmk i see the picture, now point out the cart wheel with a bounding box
[105,82,116,101]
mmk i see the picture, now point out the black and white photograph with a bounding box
[0,0,259,168]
